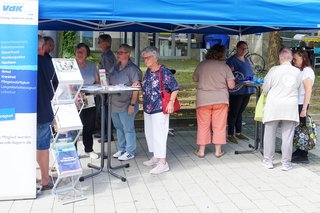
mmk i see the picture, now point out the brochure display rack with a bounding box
[50,58,85,204]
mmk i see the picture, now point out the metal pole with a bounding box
[187,34,191,58]
[155,33,159,48]
[171,33,176,57]
[134,32,140,67]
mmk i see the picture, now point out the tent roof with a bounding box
[39,0,320,34]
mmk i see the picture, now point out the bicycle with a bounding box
[227,48,265,74]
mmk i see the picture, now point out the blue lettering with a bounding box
[3,5,9,11]
[3,5,23,12]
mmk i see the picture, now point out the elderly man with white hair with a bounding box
[262,48,301,171]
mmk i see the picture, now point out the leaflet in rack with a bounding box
[52,58,83,84]
[53,144,82,176]
[52,103,83,131]
[51,58,84,104]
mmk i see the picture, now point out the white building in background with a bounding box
[76,32,200,59]
[77,31,121,51]
[42,30,269,61]
[46,30,319,63]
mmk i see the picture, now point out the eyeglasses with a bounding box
[116,51,128,55]
[143,55,153,60]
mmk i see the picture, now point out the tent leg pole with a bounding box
[134,32,140,67]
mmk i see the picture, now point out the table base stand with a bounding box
[80,93,129,182]
[234,83,264,155]
[235,121,263,154]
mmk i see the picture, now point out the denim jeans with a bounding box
[111,105,138,155]
[37,122,52,150]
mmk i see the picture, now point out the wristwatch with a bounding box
[130,103,135,107]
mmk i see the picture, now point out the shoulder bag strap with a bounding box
[158,65,164,94]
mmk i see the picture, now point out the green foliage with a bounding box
[139,59,199,86]
[90,52,102,64]
[62,31,78,58]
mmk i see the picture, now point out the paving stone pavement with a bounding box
[241,112,320,177]
[2,115,320,213]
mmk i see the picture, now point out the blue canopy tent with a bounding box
[38,0,320,34]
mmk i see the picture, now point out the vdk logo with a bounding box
[3,5,23,12]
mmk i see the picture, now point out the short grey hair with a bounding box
[141,46,159,60]
[279,48,293,62]
[98,34,112,47]
[119,44,132,54]
[38,35,45,51]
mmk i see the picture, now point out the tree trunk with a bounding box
[267,31,281,70]
[57,32,64,58]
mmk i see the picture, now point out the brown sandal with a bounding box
[194,150,205,158]
[215,151,225,158]
[41,179,54,191]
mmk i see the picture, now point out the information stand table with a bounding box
[79,85,140,182]
[235,81,264,154]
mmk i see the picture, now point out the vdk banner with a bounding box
[0,0,38,199]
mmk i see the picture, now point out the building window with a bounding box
[148,33,191,58]
[175,33,188,57]
[120,32,134,47]
[76,31,94,48]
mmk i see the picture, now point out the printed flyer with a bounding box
[54,145,82,176]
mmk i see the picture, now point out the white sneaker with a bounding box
[282,164,293,171]
[85,151,99,159]
[113,151,125,158]
[118,152,135,161]
[262,159,273,169]
[143,157,159,166]
[150,162,169,174]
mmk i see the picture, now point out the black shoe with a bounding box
[227,135,238,144]
[235,133,250,141]
[98,138,107,143]
[98,136,115,143]
[292,155,310,164]
[292,149,302,157]
[94,133,101,138]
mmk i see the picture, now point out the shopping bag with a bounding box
[293,114,317,151]
[161,91,180,114]
[254,93,266,122]
[158,66,180,114]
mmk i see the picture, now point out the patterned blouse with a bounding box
[142,65,179,114]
